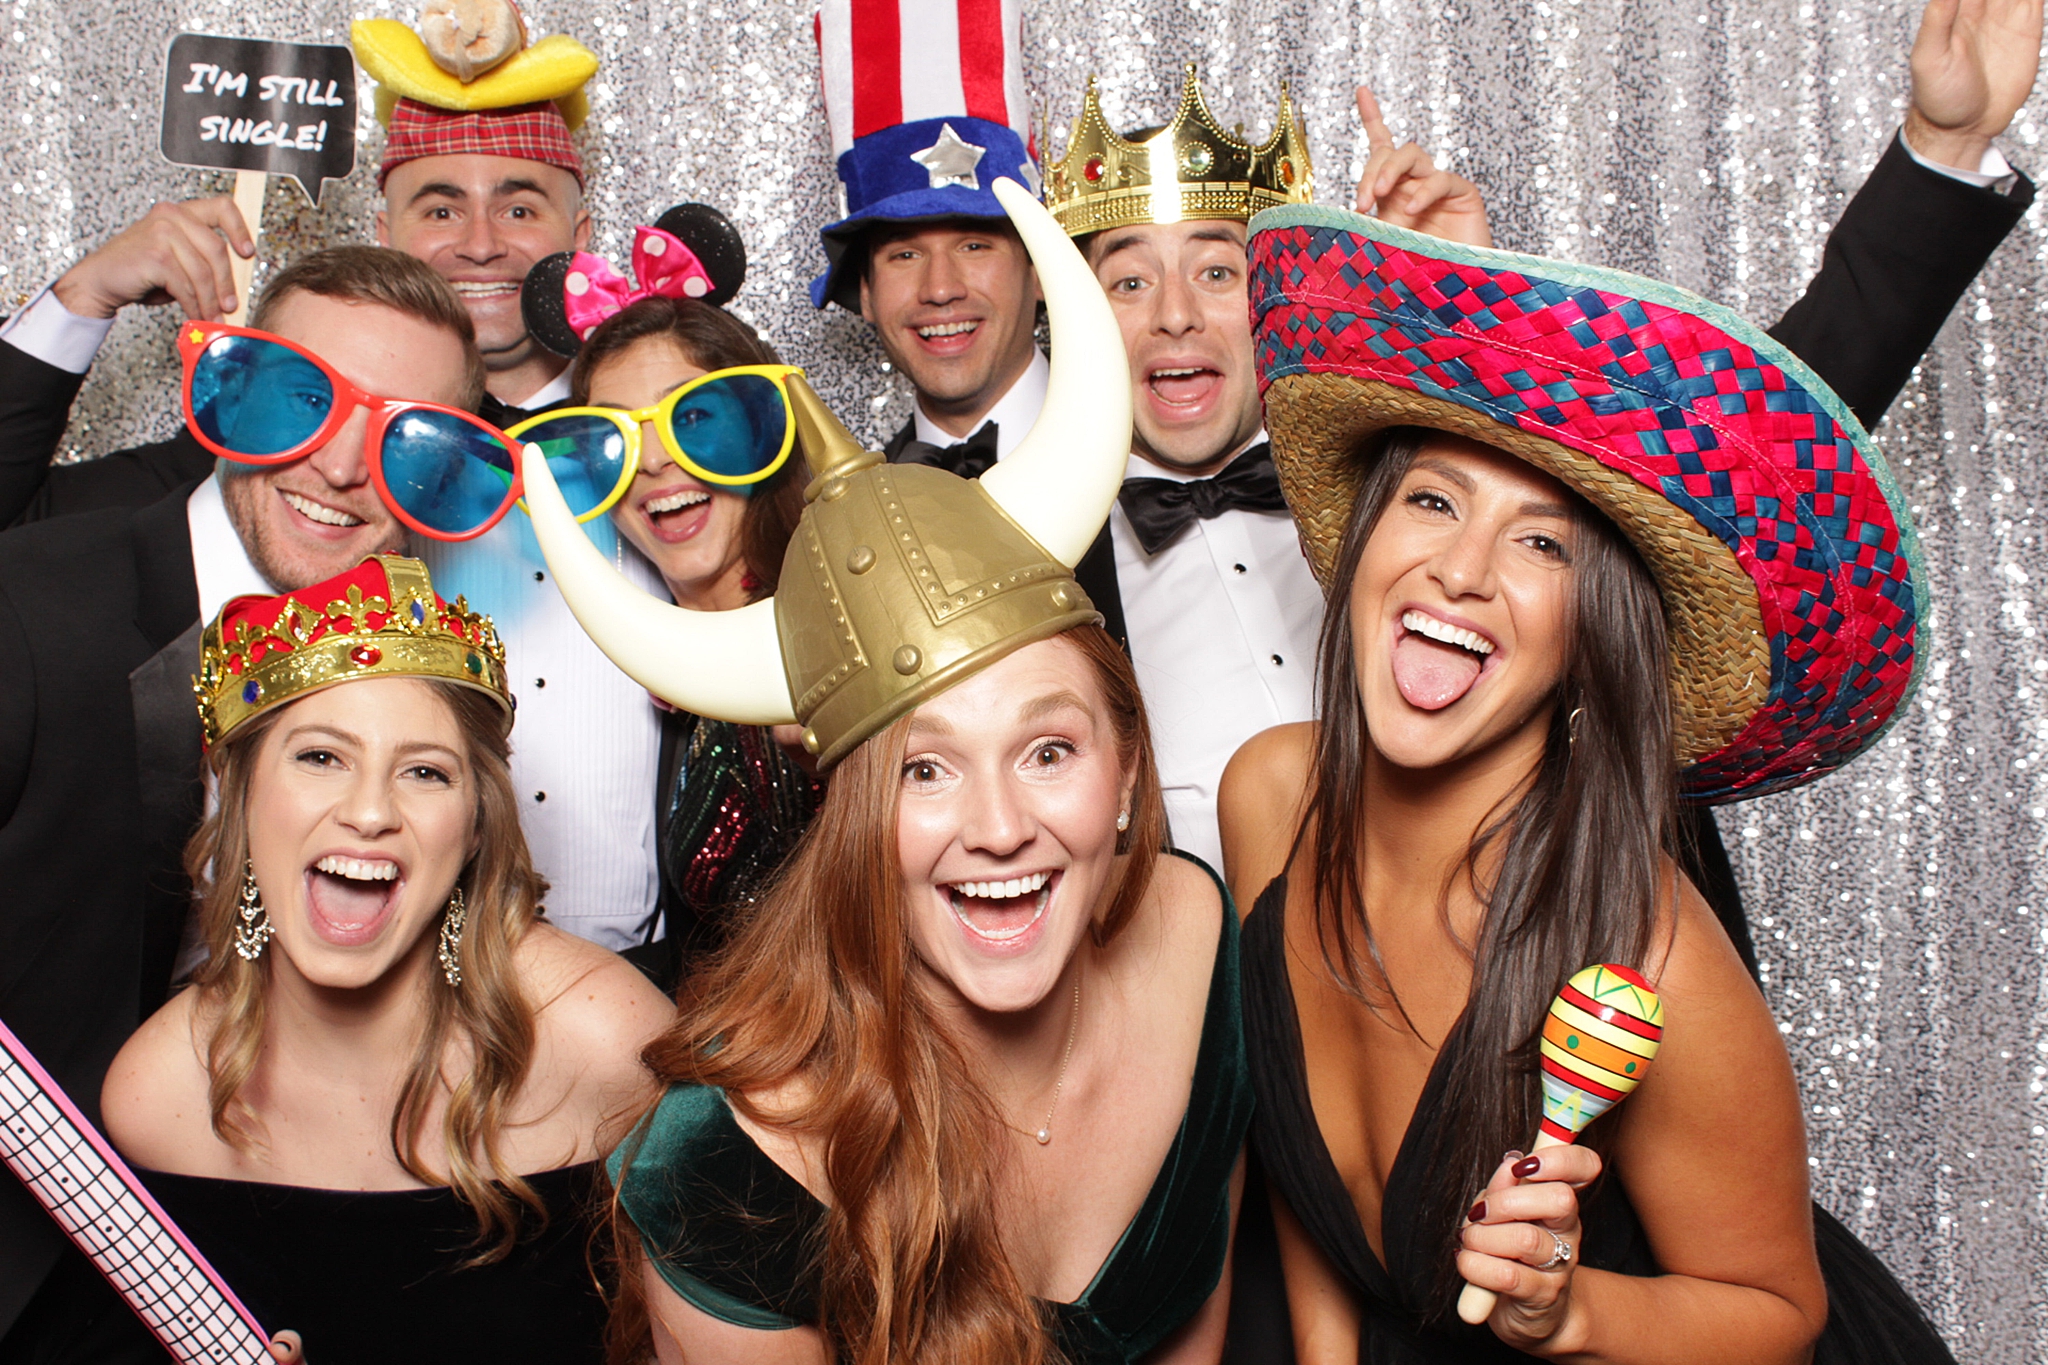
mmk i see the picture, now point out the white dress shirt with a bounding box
[418,516,666,951]
[910,348,1049,456]
[1112,442,1324,868]
[186,473,274,622]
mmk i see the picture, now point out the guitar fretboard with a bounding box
[0,1018,271,1364]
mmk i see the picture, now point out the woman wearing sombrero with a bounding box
[1219,207,1951,1361]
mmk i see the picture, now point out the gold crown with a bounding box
[194,556,510,748]
[1046,64,1314,237]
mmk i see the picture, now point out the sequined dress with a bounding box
[652,710,825,974]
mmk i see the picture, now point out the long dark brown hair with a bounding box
[1302,427,1679,1317]
[570,295,805,598]
[184,681,550,1263]
[609,625,1164,1365]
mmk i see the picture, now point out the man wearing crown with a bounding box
[0,7,677,961]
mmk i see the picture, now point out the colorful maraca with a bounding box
[1456,963,1664,1324]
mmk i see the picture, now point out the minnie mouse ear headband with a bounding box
[1249,204,1926,803]
[522,203,749,357]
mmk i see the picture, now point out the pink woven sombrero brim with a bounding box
[1248,205,1925,802]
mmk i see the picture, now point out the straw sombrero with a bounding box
[1249,204,1925,802]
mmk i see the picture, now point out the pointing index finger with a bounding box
[1356,84,1394,155]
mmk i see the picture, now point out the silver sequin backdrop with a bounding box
[3,0,2044,1356]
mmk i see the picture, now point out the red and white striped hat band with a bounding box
[815,0,1031,161]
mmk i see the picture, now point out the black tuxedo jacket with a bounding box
[0,486,205,1343]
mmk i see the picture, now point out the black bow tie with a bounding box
[1117,443,1288,554]
[898,422,1000,480]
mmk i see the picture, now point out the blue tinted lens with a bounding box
[378,411,517,537]
[190,335,335,456]
[667,374,789,480]
[515,412,631,517]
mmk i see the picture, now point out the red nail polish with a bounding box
[1467,1200,1487,1222]
[1512,1156,1541,1178]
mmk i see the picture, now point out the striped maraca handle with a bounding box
[1457,964,1664,1325]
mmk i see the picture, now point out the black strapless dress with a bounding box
[1241,875,1956,1364]
[139,1162,607,1365]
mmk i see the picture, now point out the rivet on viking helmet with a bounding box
[847,545,876,574]
[1050,583,1075,610]
[893,645,923,675]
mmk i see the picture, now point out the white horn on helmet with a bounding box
[520,445,797,725]
[977,176,1133,568]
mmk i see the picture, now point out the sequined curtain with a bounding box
[3,0,2043,1355]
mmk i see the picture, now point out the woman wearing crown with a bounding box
[521,181,1248,1365]
[97,556,672,1363]
[505,204,819,986]
[1217,207,1956,1361]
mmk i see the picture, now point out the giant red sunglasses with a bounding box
[178,320,522,542]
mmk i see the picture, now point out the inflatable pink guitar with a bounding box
[0,1017,273,1363]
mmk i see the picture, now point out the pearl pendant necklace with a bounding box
[1026,979,1082,1145]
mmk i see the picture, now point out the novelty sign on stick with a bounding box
[159,33,358,323]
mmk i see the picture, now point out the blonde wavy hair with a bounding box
[182,682,548,1262]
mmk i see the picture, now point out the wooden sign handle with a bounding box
[225,170,266,326]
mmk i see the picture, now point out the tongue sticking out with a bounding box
[1392,632,1484,711]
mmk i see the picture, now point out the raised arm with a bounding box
[1768,0,2040,426]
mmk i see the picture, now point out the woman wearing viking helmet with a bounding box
[1219,208,1956,1361]
[505,203,819,986]
[100,556,671,1363]
[522,180,1249,1364]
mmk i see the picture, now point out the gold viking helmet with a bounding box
[522,177,1134,769]
[1046,63,1315,236]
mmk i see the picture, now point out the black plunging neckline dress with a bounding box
[1241,874,1956,1364]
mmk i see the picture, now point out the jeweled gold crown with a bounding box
[195,556,509,748]
[1046,64,1314,237]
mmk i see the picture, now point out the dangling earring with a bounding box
[1114,805,1133,855]
[232,861,273,961]
[1565,705,1586,756]
[1116,808,1131,832]
[437,887,468,988]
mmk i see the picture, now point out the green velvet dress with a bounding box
[609,852,1251,1364]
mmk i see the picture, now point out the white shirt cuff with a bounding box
[0,285,115,375]
[1899,127,2018,192]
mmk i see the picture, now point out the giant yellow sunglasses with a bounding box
[507,364,802,522]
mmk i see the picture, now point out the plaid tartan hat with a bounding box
[378,97,583,189]
[1249,204,1926,803]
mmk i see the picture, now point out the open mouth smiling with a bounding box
[1144,362,1223,411]
[946,869,1055,944]
[281,489,366,529]
[305,852,404,945]
[1392,608,1499,712]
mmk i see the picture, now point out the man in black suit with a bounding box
[0,245,484,1362]
[0,101,675,957]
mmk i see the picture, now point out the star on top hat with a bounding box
[810,0,1039,311]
